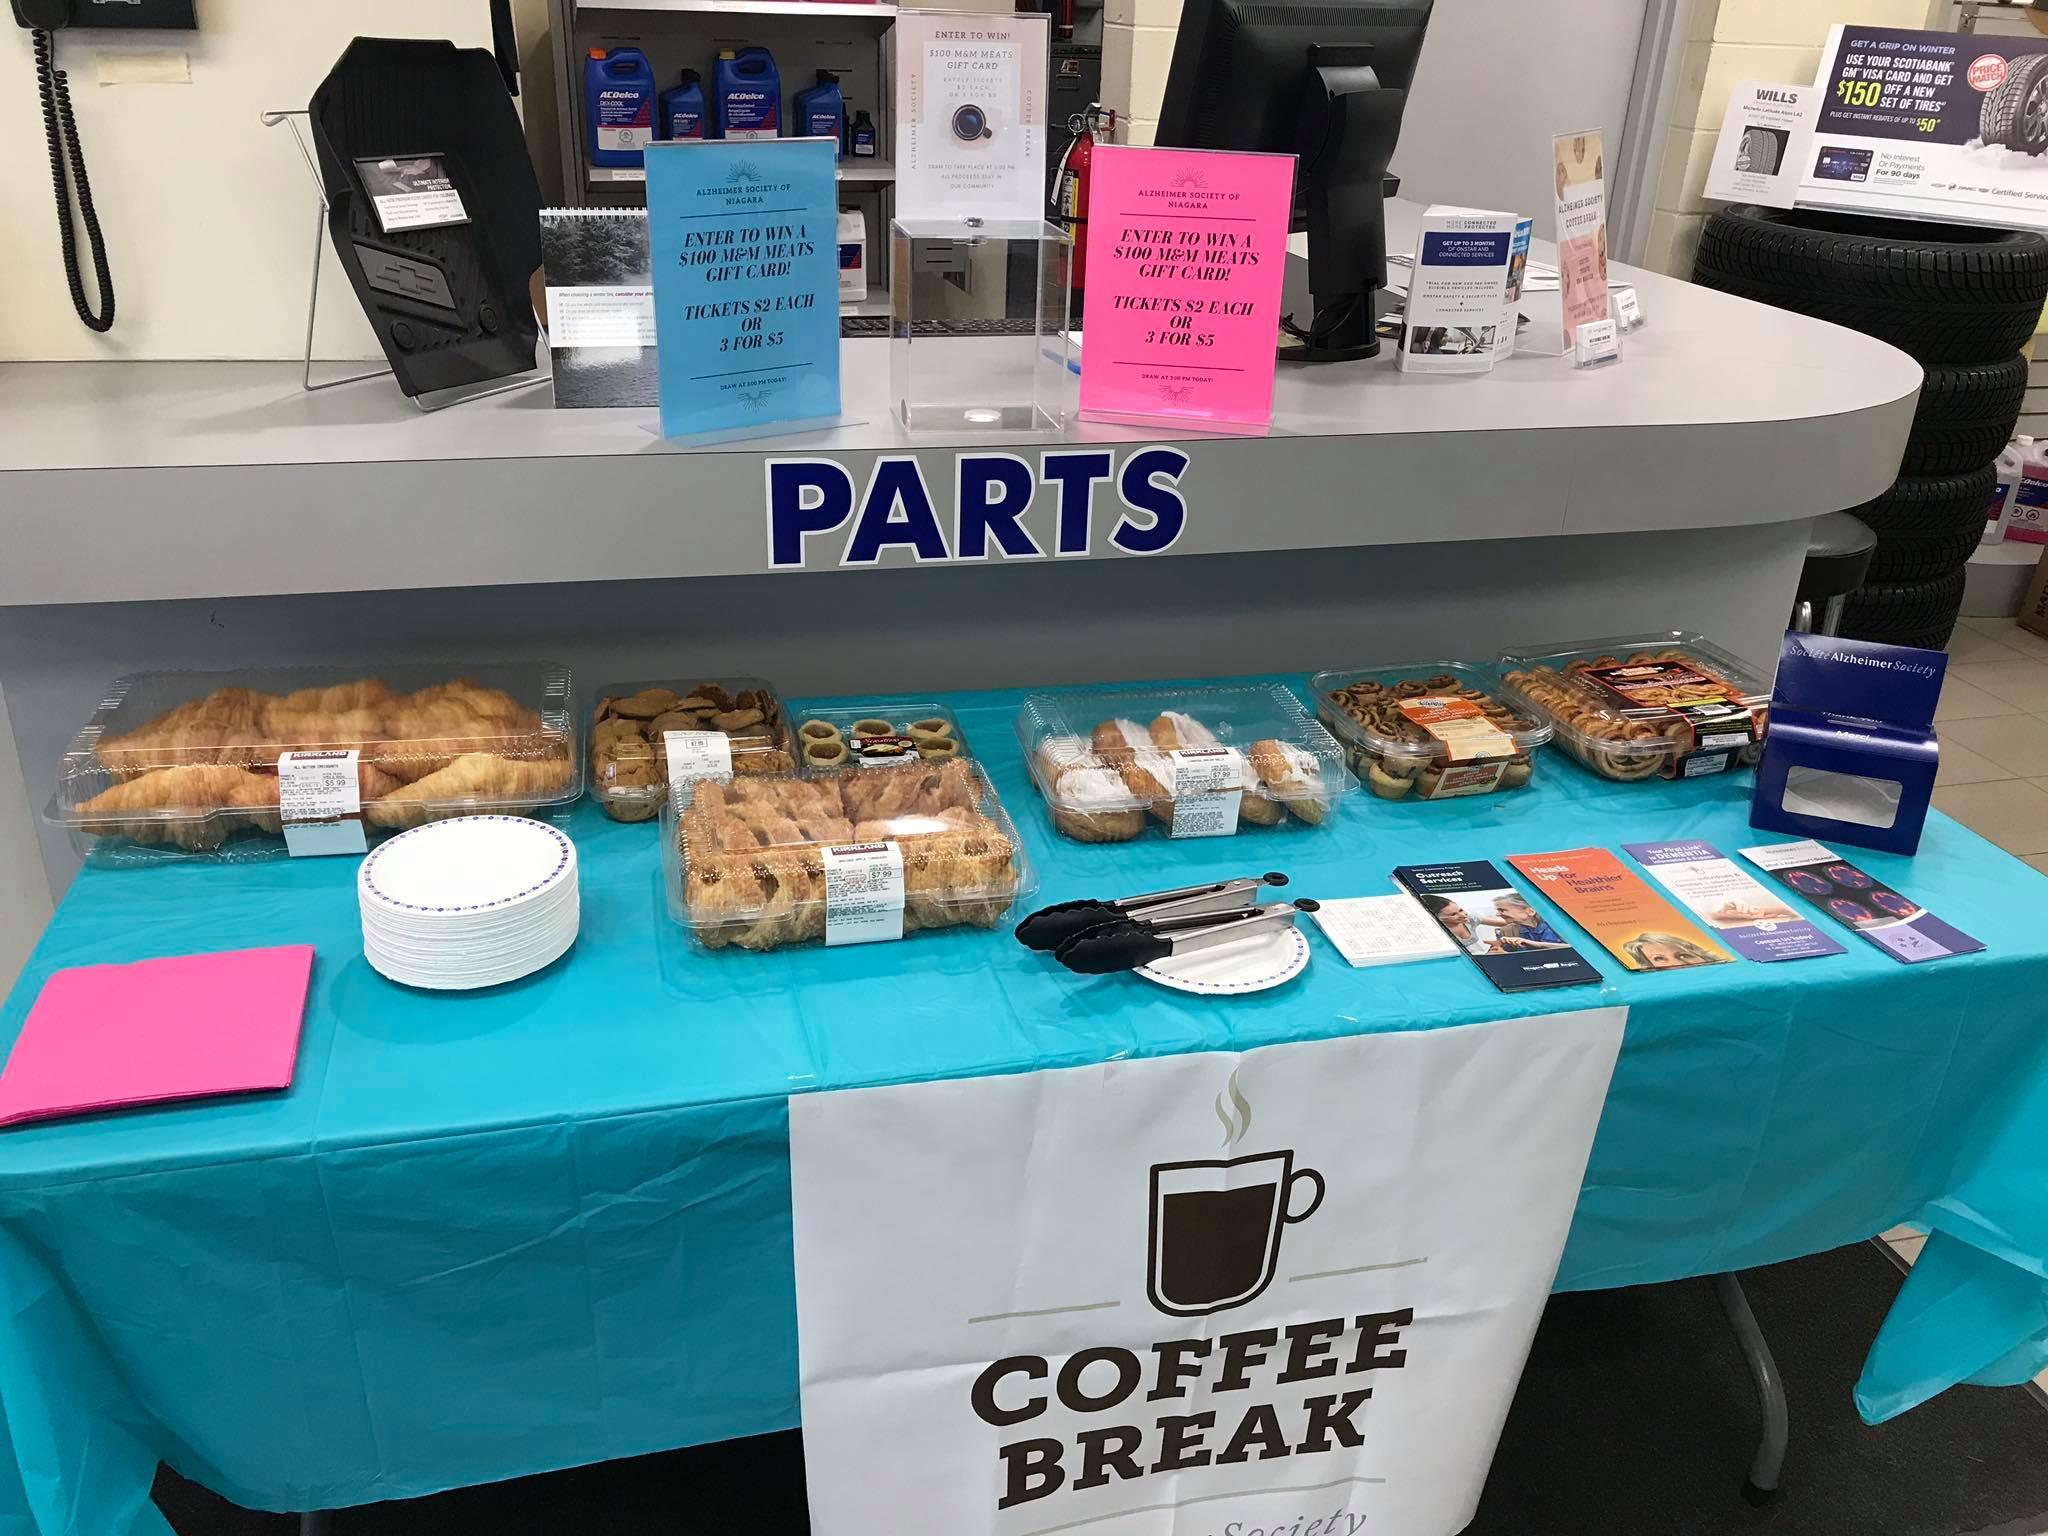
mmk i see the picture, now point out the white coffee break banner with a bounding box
[792,1007,1625,1536]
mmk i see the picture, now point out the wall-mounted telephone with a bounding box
[9,0,195,333]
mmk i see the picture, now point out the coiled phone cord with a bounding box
[34,28,115,333]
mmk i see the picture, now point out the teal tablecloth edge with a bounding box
[0,675,2043,1533]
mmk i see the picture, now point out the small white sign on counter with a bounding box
[1706,82,1818,210]
[663,730,735,791]
[545,286,657,348]
[1310,893,1462,968]
[279,749,367,858]
[1167,746,1243,838]
[823,842,906,947]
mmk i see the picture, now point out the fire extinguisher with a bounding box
[1053,103,1114,312]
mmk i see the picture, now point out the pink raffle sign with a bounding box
[1079,144,1295,426]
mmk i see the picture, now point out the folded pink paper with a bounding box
[0,945,314,1129]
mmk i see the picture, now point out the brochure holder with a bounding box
[1750,632,1946,856]
[259,109,546,413]
[891,216,1071,432]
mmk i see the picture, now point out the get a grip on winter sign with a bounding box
[765,447,1191,569]
[1801,23,2048,230]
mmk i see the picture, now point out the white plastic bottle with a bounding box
[2011,436,2048,545]
[1987,436,2029,544]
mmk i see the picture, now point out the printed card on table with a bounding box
[645,137,841,439]
[1509,848,1733,972]
[1550,130,1609,349]
[1623,841,1845,963]
[1740,840,1983,964]
[1079,145,1296,427]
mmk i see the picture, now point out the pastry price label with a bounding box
[822,841,906,946]
[278,749,367,858]
[663,730,735,790]
[1167,747,1243,838]
[1398,696,1516,764]
[1422,761,1509,799]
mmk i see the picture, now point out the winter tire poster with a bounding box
[791,1009,1625,1536]
[1801,24,2048,230]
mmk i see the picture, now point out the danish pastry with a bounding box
[1316,670,1541,801]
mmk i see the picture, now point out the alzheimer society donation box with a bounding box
[791,1009,1624,1536]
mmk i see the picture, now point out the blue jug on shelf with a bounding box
[584,47,657,168]
[792,69,845,156]
[713,46,781,141]
[659,68,707,141]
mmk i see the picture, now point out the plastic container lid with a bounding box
[1014,682,1351,841]
[1312,662,1550,767]
[589,678,794,823]
[791,699,968,771]
[48,663,579,855]
[1498,632,1771,782]
[662,759,1034,951]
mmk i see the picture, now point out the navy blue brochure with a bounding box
[1392,861,1604,993]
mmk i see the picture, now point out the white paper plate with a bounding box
[1137,925,1310,996]
[359,817,576,917]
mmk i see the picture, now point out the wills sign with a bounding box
[791,1010,1624,1536]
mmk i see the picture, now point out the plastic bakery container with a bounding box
[1311,661,1551,802]
[1498,632,1772,783]
[589,677,795,823]
[791,699,969,769]
[1014,682,1352,842]
[660,758,1035,951]
[47,662,581,860]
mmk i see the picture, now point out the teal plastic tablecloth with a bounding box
[2,680,2047,1536]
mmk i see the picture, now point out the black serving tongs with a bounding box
[1015,873,1290,953]
[1055,899,1320,975]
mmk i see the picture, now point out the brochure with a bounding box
[1739,840,1984,964]
[1392,861,1604,993]
[645,138,841,439]
[1400,206,1521,375]
[1493,217,1533,361]
[1509,848,1734,971]
[1706,83,1820,209]
[894,10,1049,222]
[1800,25,2048,232]
[1551,130,1610,352]
[1078,145,1296,426]
[1623,841,1846,963]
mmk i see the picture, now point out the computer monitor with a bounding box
[1155,0,1434,361]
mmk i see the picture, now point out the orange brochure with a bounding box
[1507,847,1734,972]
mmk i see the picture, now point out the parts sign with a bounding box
[765,446,1192,569]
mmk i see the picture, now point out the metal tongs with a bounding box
[1055,900,1320,975]
[1014,873,1291,953]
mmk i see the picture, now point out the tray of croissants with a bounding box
[661,757,1037,951]
[1015,683,1354,842]
[49,665,581,855]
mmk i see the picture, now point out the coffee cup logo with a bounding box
[1146,1070,1324,1317]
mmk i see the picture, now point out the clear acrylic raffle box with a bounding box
[891,216,1072,432]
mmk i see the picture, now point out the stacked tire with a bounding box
[1694,206,2048,650]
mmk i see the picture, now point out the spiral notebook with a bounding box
[538,208,657,408]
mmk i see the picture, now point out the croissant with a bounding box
[78,765,283,848]
[362,752,572,830]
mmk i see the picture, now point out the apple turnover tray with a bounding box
[661,758,1036,952]
[47,664,581,858]
[1498,632,1772,783]
[1014,683,1353,842]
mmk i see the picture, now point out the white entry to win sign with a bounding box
[791,1007,1624,1536]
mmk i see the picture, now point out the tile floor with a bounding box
[1934,618,2048,870]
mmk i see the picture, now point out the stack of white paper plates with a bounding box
[358,816,579,991]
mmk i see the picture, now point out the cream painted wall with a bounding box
[0,1,498,362]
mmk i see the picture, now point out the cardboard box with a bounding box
[2021,546,2048,641]
[1750,632,1946,856]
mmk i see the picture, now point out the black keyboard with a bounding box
[840,315,1045,339]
